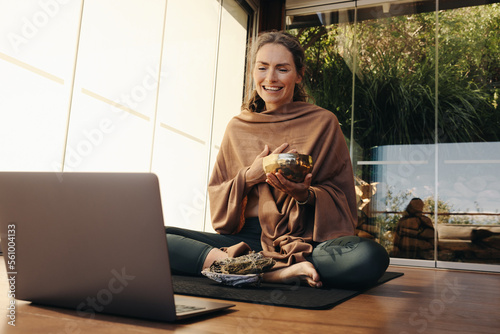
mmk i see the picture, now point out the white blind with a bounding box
[287,0,354,10]
[286,0,408,15]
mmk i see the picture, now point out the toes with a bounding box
[305,278,322,288]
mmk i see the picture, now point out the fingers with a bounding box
[266,172,311,199]
[257,145,270,158]
[265,172,280,189]
[302,173,312,188]
[271,143,290,154]
[268,172,311,188]
[274,172,292,188]
[267,143,301,155]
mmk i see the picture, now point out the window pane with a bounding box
[437,3,500,265]
[205,0,250,231]
[288,1,440,262]
[66,0,165,172]
[0,0,82,171]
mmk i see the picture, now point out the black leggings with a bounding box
[166,218,389,288]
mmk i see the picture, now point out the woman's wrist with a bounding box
[296,188,313,205]
[245,167,262,188]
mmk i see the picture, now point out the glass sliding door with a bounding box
[351,1,438,264]
[436,3,500,269]
[286,0,500,271]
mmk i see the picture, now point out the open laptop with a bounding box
[0,172,234,322]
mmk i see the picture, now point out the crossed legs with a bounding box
[166,226,389,289]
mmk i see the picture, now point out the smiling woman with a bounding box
[165,31,390,289]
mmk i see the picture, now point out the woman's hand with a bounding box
[245,143,292,187]
[266,170,312,203]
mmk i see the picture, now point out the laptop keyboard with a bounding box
[175,304,206,314]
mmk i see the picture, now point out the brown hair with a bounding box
[242,31,310,113]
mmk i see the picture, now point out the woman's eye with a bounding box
[279,68,289,73]
[258,67,266,71]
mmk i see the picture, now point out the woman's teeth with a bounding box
[264,86,282,91]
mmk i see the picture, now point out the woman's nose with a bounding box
[266,69,277,82]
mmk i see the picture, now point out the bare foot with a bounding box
[202,248,228,270]
[263,262,322,288]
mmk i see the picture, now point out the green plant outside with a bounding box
[289,4,500,149]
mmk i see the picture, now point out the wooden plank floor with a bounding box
[1,263,499,334]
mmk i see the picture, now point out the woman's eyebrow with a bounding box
[256,61,291,67]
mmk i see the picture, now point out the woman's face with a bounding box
[253,43,302,111]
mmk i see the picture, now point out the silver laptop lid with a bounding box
[0,172,177,322]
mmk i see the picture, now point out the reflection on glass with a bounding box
[288,1,500,266]
[392,198,435,260]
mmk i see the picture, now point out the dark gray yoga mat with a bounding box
[172,271,403,310]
